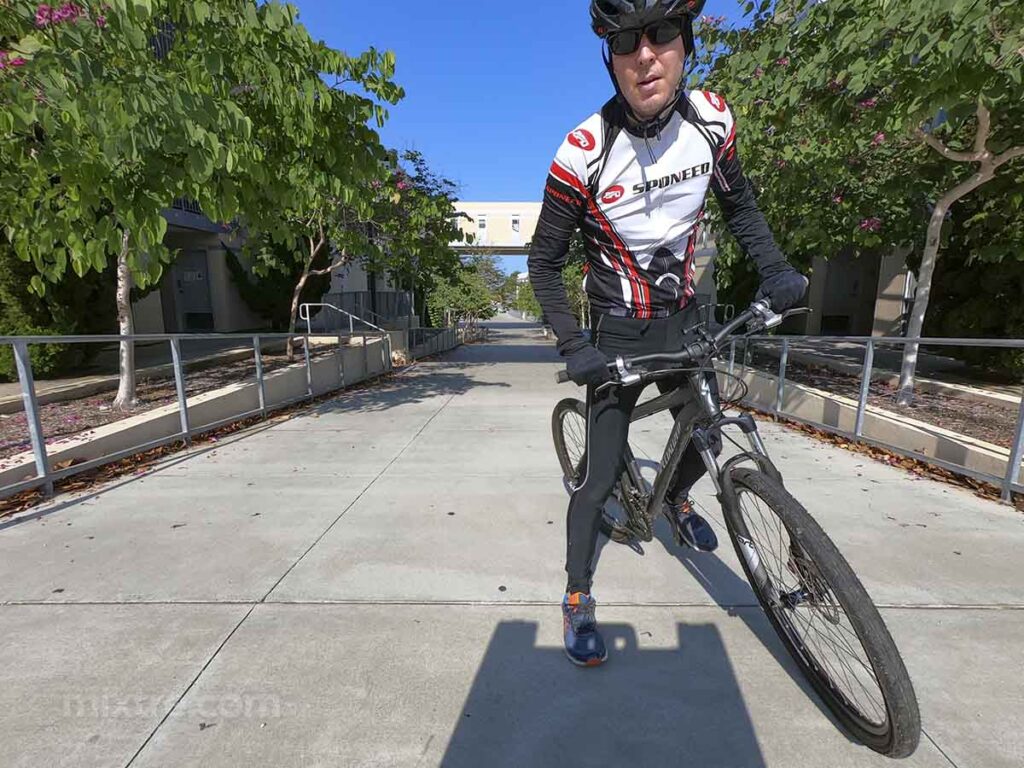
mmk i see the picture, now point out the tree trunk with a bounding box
[287,231,329,360]
[896,168,993,405]
[287,258,313,361]
[112,234,137,411]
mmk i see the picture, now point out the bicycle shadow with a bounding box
[440,620,767,768]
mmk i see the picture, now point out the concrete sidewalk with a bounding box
[1,314,1021,767]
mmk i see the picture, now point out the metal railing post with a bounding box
[169,338,191,445]
[728,340,736,378]
[303,335,313,398]
[1003,391,1024,503]
[12,340,53,496]
[855,340,875,438]
[338,333,345,388]
[775,338,789,416]
[253,336,267,418]
[362,333,368,377]
[349,315,354,334]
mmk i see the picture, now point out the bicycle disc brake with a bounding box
[785,542,841,623]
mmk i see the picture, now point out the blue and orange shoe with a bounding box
[562,592,608,667]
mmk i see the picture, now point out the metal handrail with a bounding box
[722,333,1024,503]
[303,303,387,335]
[298,303,386,335]
[742,334,1024,349]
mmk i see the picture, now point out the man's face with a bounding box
[611,31,687,121]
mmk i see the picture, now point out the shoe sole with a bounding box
[564,648,608,667]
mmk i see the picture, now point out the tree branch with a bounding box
[974,102,992,156]
[916,128,983,162]
[993,146,1024,168]
[309,254,351,277]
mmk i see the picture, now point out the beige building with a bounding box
[453,202,542,254]
[131,202,262,334]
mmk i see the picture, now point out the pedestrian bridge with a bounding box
[0,315,1021,767]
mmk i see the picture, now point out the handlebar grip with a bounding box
[556,370,571,384]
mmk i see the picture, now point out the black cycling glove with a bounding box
[756,269,809,313]
[566,345,611,387]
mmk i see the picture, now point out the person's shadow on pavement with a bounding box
[440,620,767,768]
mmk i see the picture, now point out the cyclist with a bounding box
[528,0,808,666]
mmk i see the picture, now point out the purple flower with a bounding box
[10,57,27,68]
[858,97,878,110]
[35,4,53,27]
[828,79,843,91]
[775,158,787,169]
[871,131,886,147]
[776,57,790,67]
[832,193,844,204]
[96,15,107,28]
[754,66,764,78]
[396,181,409,191]
[859,217,882,232]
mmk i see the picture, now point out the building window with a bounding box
[478,217,487,231]
[512,217,521,233]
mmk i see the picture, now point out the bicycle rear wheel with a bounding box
[551,398,587,485]
[551,397,630,542]
[722,467,920,758]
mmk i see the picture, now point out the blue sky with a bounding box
[292,1,744,272]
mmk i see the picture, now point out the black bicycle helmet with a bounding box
[590,0,706,37]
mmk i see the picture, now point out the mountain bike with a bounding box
[551,300,920,759]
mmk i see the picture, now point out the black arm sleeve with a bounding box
[711,139,792,280]
[527,172,588,356]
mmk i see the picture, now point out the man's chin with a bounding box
[630,92,671,121]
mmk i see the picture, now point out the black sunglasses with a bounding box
[608,17,685,56]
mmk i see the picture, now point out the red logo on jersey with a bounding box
[568,129,596,151]
[704,92,727,112]
[601,185,625,204]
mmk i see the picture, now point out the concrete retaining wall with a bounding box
[0,337,398,493]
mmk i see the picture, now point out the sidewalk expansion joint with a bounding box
[123,603,259,768]
[4,599,1024,610]
[922,727,960,768]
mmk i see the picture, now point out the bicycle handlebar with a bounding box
[555,301,809,385]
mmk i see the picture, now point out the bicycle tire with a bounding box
[551,398,587,485]
[722,467,920,758]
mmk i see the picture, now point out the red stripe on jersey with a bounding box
[548,162,651,317]
[718,125,736,161]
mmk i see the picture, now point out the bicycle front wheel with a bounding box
[722,467,920,758]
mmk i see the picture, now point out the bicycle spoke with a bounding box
[803,609,886,722]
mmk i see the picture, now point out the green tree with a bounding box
[465,253,505,299]
[223,239,330,331]
[0,236,115,380]
[427,265,495,327]
[700,1,1024,403]
[1,1,401,405]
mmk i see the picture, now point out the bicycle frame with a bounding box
[614,370,781,532]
